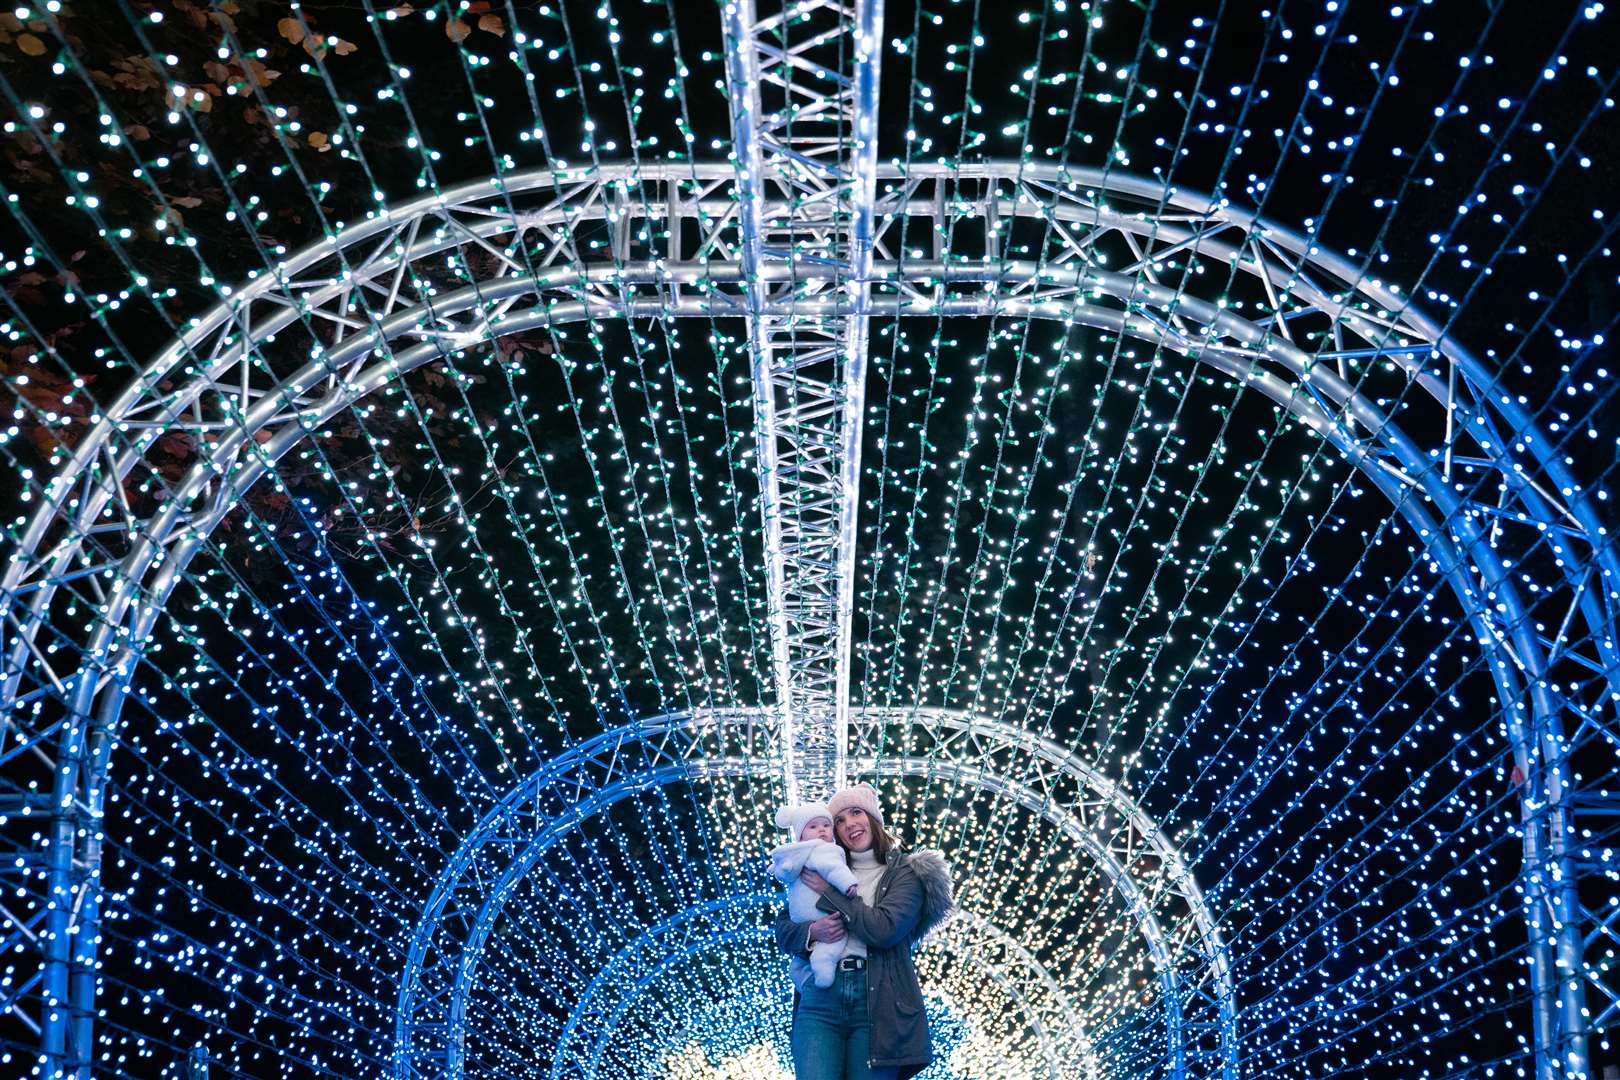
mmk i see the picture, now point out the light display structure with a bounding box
[3,157,1615,1076]
[0,1,1617,1078]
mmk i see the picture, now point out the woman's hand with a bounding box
[800,869,829,894]
[807,914,846,943]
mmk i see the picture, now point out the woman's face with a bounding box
[835,807,874,852]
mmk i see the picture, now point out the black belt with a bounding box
[838,956,866,971]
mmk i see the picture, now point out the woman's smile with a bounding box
[835,806,873,851]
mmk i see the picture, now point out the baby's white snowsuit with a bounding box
[768,806,860,988]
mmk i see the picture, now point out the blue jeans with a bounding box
[790,967,900,1080]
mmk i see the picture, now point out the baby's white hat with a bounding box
[774,802,833,843]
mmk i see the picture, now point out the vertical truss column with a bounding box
[721,0,885,803]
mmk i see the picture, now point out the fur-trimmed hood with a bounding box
[900,847,955,942]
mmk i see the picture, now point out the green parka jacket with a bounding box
[773,849,932,1079]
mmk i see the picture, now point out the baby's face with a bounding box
[800,816,835,844]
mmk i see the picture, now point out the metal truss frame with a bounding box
[0,162,1613,1078]
[398,707,1224,1080]
[720,0,886,804]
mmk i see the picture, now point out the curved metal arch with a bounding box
[582,919,780,1079]
[8,163,1611,724]
[396,706,1232,1080]
[392,709,777,1079]
[551,894,781,1080]
[921,910,1102,1080]
[605,984,792,1078]
[853,707,1234,1079]
[0,162,1607,1077]
[547,894,1094,1080]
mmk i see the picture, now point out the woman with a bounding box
[772,783,953,1080]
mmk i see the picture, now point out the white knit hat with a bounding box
[774,802,833,843]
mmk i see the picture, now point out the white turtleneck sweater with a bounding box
[833,846,885,960]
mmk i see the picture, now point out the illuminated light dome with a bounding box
[0,3,1615,1080]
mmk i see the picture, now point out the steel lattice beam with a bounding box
[720,0,885,804]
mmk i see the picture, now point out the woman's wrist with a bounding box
[818,886,853,916]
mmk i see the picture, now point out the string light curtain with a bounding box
[0,1,1616,1079]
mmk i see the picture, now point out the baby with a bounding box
[768,802,860,988]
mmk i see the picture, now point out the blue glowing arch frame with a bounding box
[0,163,1612,1079]
[393,706,1233,1079]
[550,894,1097,1080]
